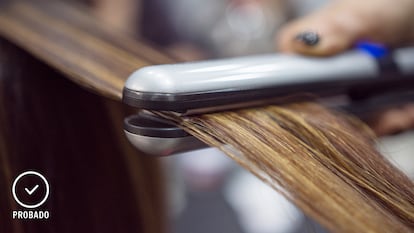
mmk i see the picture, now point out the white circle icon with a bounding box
[12,171,50,209]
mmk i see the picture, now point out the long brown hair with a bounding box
[171,102,414,232]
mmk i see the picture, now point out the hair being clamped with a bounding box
[122,45,414,155]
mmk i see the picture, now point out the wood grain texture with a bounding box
[0,0,176,100]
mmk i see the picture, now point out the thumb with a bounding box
[277,3,366,56]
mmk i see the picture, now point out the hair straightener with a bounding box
[122,44,414,156]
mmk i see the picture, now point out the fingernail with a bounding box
[295,31,320,46]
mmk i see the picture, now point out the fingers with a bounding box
[277,0,414,56]
[276,0,414,136]
[369,104,414,136]
[277,3,366,56]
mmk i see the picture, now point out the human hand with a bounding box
[277,0,414,136]
[277,0,414,135]
[277,0,414,56]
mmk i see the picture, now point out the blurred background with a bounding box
[90,0,414,232]
[92,0,414,233]
[2,0,411,232]
[93,0,331,60]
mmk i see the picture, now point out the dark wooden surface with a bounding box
[0,0,173,232]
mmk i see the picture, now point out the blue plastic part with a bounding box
[356,42,389,58]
